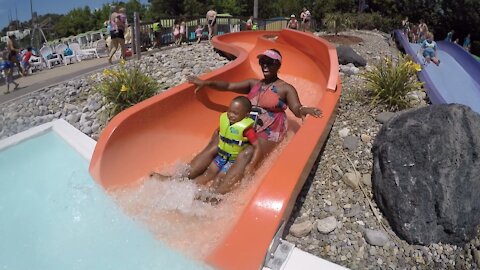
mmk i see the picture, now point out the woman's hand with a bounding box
[300,106,323,118]
[187,76,205,93]
[187,75,203,86]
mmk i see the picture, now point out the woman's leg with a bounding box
[108,38,119,63]
[119,38,126,59]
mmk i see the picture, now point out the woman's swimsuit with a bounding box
[247,82,288,143]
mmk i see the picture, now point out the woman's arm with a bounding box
[284,83,323,118]
[187,75,256,94]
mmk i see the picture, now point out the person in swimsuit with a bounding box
[206,8,217,40]
[287,14,299,30]
[172,19,181,46]
[300,7,311,32]
[420,32,440,66]
[184,48,322,194]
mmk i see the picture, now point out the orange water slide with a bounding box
[89,29,341,269]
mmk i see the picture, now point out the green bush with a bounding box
[363,54,423,110]
[324,13,353,35]
[95,60,159,118]
[351,12,398,33]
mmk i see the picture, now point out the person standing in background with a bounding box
[445,30,454,42]
[463,34,471,52]
[206,8,217,40]
[108,6,127,64]
[287,14,299,30]
[6,35,25,76]
[245,16,253,31]
[300,7,311,32]
[151,18,162,48]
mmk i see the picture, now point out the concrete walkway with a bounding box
[0,57,111,105]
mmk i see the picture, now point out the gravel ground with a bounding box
[284,30,480,270]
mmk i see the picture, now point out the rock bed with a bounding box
[284,30,480,270]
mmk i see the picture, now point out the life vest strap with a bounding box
[218,148,235,161]
[220,135,249,147]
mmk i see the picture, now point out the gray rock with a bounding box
[473,249,480,266]
[343,172,360,190]
[316,216,338,234]
[290,220,314,237]
[364,229,389,246]
[373,104,480,245]
[343,135,360,150]
[336,45,367,67]
[338,127,350,138]
[361,173,372,187]
[345,204,362,218]
[376,111,396,124]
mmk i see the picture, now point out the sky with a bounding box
[0,0,149,30]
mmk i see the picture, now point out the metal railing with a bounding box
[135,16,318,50]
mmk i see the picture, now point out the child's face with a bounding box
[227,101,249,124]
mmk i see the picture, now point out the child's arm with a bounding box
[245,141,261,175]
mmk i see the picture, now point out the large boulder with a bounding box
[336,45,367,67]
[372,104,480,245]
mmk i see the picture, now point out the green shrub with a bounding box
[363,54,423,110]
[324,13,353,35]
[95,60,159,118]
[346,12,398,33]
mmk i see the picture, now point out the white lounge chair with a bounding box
[70,42,97,60]
[55,43,78,65]
[39,46,62,69]
[28,55,45,73]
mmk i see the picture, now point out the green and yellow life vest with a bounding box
[218,112,254,160]
[152,22,161,32]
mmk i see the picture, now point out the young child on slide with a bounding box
[151,96,261,196]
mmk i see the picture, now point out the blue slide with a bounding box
[394,30,480,114]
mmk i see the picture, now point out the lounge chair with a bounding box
[70,42,97,60]
[39,46,62,69]
[55,43,79,65]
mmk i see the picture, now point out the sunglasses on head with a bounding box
[259,57,276,66]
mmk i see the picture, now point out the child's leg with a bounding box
[194,161,220,186]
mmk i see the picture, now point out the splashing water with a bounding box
[111,133,295,260]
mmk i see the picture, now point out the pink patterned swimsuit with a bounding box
[247,82,288,142]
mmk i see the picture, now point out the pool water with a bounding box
[0,131,209,270]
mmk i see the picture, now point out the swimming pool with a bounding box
[0,120,209,270]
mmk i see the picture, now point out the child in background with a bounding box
[172,19,181,46]
[420,32,440,66]
[1,50,19,94]
[21,47,34,74]
[195,25,204,43]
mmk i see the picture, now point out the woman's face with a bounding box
[259,56,280,79]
